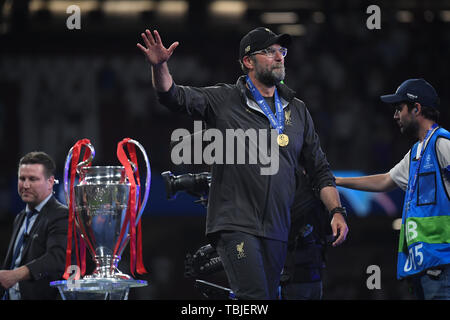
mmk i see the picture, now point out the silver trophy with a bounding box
[51,139,150,299]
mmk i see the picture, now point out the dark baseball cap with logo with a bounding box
[380,78,440,109]
[239,27,291,60]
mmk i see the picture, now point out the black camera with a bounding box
[161,171,211,206]
[184,244,223,278]
[161,170,233,298]
[185,245,232,299]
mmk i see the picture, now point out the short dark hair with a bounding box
[18,151,56,178]
[406,102,440,122]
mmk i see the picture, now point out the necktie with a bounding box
[2,210,37,300]
[9,209,37,270]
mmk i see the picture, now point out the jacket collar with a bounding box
[236,75,296,114]
[1,196,57,269]
[20,196,57,261]
[25,192,53,214]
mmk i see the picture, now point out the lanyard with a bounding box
[405,123,438,209]
[246,76,284,134]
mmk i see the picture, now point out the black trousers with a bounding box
[210,230,287,300]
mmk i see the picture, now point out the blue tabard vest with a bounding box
[397,127,450,279]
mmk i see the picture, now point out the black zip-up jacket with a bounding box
[1,196,68,300]
[158,75,335,242]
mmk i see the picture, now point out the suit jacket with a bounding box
[1,196,68,300]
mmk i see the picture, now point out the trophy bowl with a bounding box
[75,165,136,279]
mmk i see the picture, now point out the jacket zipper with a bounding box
[260,121,272,230]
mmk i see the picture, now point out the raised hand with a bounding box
[137,29,179,66]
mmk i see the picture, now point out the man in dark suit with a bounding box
[0,151,68,300]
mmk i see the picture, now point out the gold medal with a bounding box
[277,133,289,147]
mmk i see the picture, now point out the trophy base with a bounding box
[87,255,132,280]
[50,279,147,300]
[85,267,132,280]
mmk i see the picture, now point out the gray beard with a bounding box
[255,67,285,87]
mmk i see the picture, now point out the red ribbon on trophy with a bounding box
[62,139,93,280]
[114,138,147,276]
[127,142,147,274]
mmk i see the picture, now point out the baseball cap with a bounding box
[239,27,291,60]
[380,78,440,109]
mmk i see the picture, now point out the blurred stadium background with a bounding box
[0,0,449,299]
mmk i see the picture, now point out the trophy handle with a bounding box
[63,143,96,205]
[127,139,151,225]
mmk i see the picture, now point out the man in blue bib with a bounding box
[336,79,450,299]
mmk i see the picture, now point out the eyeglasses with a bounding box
[250,47,288,58]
